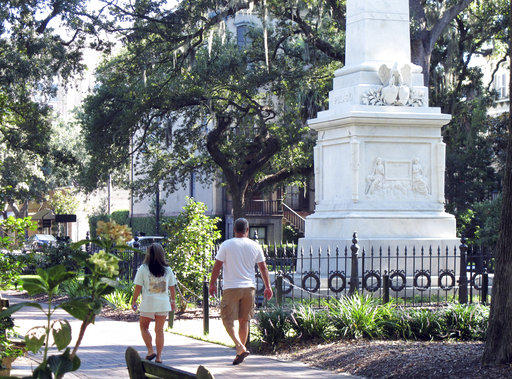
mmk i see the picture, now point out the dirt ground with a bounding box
[270,339,512,378]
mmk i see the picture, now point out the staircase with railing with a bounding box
[282,202,306,235]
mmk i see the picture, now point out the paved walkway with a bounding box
[3,293,353,378]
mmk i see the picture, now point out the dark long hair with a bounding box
[143,243,168,277]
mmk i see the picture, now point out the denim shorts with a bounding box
[140,312,168,320]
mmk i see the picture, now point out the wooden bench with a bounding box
[125,347,214,379]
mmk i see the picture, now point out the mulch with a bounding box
[269,339,512,378]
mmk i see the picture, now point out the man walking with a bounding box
[209,218,273,365]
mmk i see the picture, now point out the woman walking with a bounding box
[131,243,176,363]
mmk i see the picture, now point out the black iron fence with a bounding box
[253,234,494,308]
[118,233,494,308]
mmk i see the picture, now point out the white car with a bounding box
[127,236,165,249]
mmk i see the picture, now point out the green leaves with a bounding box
[21,265,76,295]
[52,320,72,350]
[163,197,220,295]
[21,275,48,295]
[25,326,46,353]
[60,299,90,321]
[47,349,81,376]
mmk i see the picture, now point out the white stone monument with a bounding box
[299,0,458,259]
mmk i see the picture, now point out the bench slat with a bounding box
[142,361,196,379]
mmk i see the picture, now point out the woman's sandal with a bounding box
[145,353,156,361]
[155,359,163,364]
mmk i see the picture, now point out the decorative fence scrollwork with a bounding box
[413,270,431,291]
[389,270,406,292]
[363,270,381,292]
[301,271,320,293]
[328,271,346,293]
[438,269,455,291]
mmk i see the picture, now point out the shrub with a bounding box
[104,289,132,310]
[162,198,221,294]
[103,279,134,310]
[0,253,23,289]
[253,298,490,346]
[290,304,335,341]
[38,242,90,271]
[328,295,388,339]
[60,278,89,298]
[110,210,130,226]
[406,308,447,340]
[255,307,292,348]
[443,303,488,340]
[88,214,110,239]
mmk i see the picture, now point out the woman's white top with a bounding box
[133,264,177,312]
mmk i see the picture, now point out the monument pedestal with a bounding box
[298,0,458,272]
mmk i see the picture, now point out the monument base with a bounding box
[304,211,457,240]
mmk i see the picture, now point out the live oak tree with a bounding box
[80,27,331,219]
[0,0,95,216]
[79,0,480,218]
[482,0,512,365]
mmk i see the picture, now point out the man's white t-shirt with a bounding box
[215,237,265,289]
[133,265,177,312]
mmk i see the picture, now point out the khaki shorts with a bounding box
[220,288,255,324]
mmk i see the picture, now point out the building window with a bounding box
[249,226,267,245]
[236,24,249,50]
[495,72,509,99]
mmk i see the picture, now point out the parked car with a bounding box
[127,236,165,250]
[25,234,57,251]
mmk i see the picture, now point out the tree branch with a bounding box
[487,55,509,92]
[429,0,474,51]
[252,165,313,194]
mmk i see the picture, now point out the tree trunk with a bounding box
[411,31,431,87]
[482,1,512,364]
[231,191,247,221]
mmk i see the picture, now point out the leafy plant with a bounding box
[327,295,388,339]
[104,289,132,311]
[162,198,221,295]
[443,303,489,340]
[254,307,292,348]
[0,216,37,251]
[0,220,134,378]
[0,253,23,289]
[39,242,90,272]
[47,189,78,215]
[59,278,89,299]
[290,304,335,341]
[406,309,447,341]
[0,265,79,378]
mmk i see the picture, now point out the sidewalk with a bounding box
[3,293,354,378]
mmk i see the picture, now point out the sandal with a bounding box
[232,351,250,365]
[155,359,163,364]
[145,353,156,361]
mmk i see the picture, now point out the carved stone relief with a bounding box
[365,157,430,198]
[361,63,426,107]
[331,90,354,106]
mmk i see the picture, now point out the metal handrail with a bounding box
[282,202,305,233]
